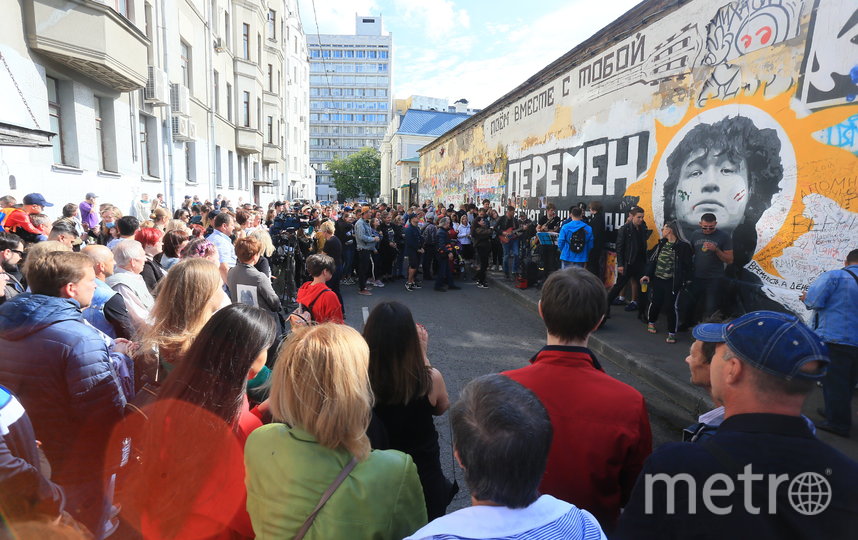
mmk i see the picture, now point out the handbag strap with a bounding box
[844,269,858,288]
[294,456,358,540]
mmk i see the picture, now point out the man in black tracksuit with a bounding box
[606,206,650,318]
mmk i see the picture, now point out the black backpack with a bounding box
[569,227,587,253]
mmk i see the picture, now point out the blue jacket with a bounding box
[81,279,118,339]
[355,218,376,251]
[803,264,858,347]
[558,220,593,263]
[0,294,126,485]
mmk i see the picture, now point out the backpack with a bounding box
[422,224,436,244]
[289,288,333,327]
[569,227,587,253]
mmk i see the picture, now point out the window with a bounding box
[144,2,154,63]
[224,12,230,46]
[268,10,276,40]
[116,0,131,20]
[213,70,219,113]
[47,77,64,165]
[215,145,222,187]
[139,114,157,177]
[242,23,250,59]
[228,150,234,188]
[226,83,233,121]
[95,99,104,170]
[267,116,273,144]
[185,142,196,183]
[257,33,261,66]
[257,97,261,132]
[242,91,250,127]
[180,40,192,90]
[267,64,273,92]
[139,115,148,175]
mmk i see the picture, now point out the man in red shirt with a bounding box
[295,254,343,324]
[504,266,652,533]
[2,193,52,243]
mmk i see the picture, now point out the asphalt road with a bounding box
[341,276,692,512]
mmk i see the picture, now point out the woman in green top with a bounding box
[244,324,427,539]
[641,221,693,343]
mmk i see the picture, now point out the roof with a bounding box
[399,156,419,163]
[397,109,471,137]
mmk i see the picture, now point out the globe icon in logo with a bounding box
[788,472,832,516]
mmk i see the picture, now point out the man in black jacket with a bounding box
[606,207,650,317]
[496,206,521,279]
[586,201,606,280]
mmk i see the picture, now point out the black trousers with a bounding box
[422,245,437,279]
[475,243,491,284]
[491,238,503,266]
[646,277,681,333]
[541,245,559,277]
[607,262,645,317]
[357,249,372,291]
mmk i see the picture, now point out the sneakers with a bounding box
[647,322,657,334]
[358,289,372,296]
[611,296,627,306]
[624,301,639,312]
[373,280,385,288]
[412,281,422,289]
[405,282,415,292]
[476,282,488,288]
[666,333,677,344]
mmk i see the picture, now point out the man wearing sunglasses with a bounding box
[686,213,733,324]
[0,232,25,300]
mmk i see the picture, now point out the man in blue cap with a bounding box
[2,193,52,243]
[616,311,858,539]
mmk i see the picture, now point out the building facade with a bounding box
[308,15,392,201]
[0,0,311,216]
[380,102,472,204]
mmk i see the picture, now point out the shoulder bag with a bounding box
[294,457,358,540]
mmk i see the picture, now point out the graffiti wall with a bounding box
[418,0,858,318]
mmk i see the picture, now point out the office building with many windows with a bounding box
[0,0,311,213]
[307,15,391,201]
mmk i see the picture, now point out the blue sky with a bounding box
[298,0,643,109]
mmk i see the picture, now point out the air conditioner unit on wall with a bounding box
[145,66,169,106]
[172,116,190,141]
[170,83,190,117]
[187,119,197,140]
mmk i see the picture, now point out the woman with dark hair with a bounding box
[472,215,493,288]
[640,221,693,343]
[157,229,189,271]
[363,301,452,520]
[126,304,277,539]
[487,209,503,271]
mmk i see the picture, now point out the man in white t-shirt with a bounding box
[406,374,606,540]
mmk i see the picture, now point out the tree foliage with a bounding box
[327,147,381,200]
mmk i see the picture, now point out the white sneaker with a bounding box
[374,280,385,288]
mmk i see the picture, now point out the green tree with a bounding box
[327,147,380,200]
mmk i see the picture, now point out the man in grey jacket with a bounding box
[354,209,379,296]
[228,237,282,330]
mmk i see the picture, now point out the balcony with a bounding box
[23,0,149,91]
[262,143,280,163]
[236,127,262,154]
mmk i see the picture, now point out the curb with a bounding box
[487,273,712,418]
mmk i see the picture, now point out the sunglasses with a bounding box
[700,225,716,230]
[10,249,24,256]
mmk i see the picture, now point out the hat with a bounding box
[85,192,98,199]
[184,195,192,199]
[23,193,53,207]
[693,311,829,380]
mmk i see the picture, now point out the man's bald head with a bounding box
[82,244,116,279]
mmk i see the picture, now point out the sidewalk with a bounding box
[487,270,858,459]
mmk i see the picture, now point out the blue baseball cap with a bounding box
[692,311,829,380]
[23,193,53,207]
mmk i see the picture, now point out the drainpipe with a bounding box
[160,0,176,208]
[205,0,216,202]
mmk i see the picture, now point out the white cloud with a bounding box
[297,0,382,35]
[393,0,641,108]
[395,0,471,41]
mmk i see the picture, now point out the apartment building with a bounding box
[307,15,392,201]
[0,0,310,215]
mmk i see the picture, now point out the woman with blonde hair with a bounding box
[249,228,275,278]
[245,324,427,539]
[164,219,190,234]
[150,207,169,231]
[136,258,227,380]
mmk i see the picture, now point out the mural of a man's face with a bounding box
[674,148,749,233]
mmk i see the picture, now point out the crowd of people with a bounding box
[0,190,856,539]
